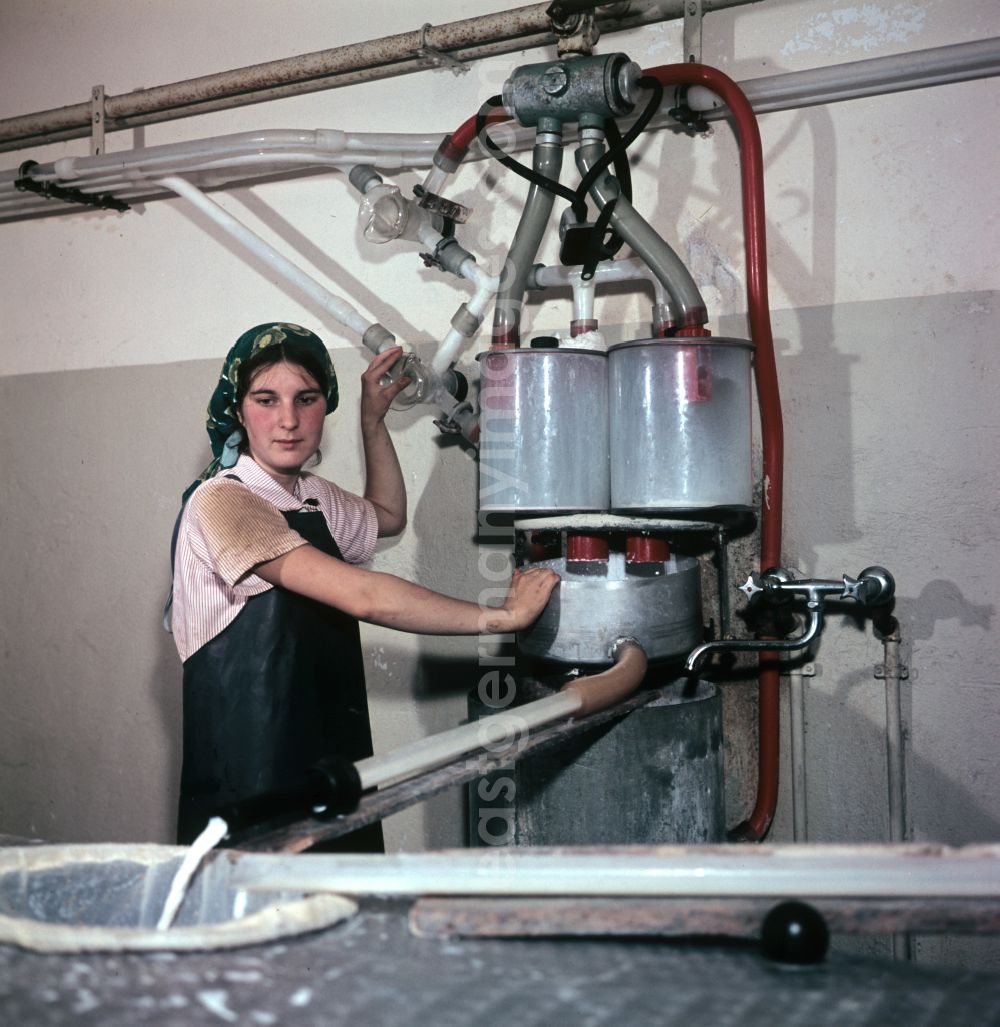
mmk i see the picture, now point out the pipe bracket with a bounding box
[683,0,704,64]
[90,84,106,157]
[415,23,469,76]
[14,159,129,212]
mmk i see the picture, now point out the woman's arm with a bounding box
[255,545,558,635]
[359,347,410,538]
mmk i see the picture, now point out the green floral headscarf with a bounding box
[184,322,338,499]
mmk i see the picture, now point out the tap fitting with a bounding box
[685,565,895,673]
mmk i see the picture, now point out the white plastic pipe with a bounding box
[420,165,452,198]
[354,691,580,791]
[683,37,1000,117]
[157,175,373,339]
[788,669,808,842]
[430,260,501,374]
[355,641,645,791]
[19,129,442,183]
[4,38,998,224]
[352,205,498,375]
[530,256,670,314]
[231,844,1000,899]
[0,129,442,218]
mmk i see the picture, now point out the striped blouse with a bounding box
[171,453,377,662]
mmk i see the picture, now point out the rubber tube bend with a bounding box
[492,130,564,345]
[560,640,648,718]
[575,143,707,329]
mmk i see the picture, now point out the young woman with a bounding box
[170,323,557,846]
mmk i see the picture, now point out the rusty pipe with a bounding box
[0,2,764,153]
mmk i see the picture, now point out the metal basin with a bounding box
[0,843,354,953]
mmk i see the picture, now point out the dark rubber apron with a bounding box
[177,495,384,852]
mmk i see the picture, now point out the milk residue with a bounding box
[156,816,229,930]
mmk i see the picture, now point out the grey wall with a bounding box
[0,352,488,848]
[753,291,1000,968]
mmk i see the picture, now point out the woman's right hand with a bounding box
[361,346,411,430]
[499,567,560,631]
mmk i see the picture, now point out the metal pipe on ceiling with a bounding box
[2,35,996,224]
[0,0,762,154]
[685,35,1000,117]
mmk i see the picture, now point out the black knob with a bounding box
[529,336,559,349]
[761,901,829,964]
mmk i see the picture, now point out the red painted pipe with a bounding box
[567,533,610,562]
[643,64,784,842]
[626,535,670,563]
[448,64,784,840]
[441,107,511,162]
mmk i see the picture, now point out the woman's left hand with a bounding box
[499,567,560,631]
[361,346,412,429]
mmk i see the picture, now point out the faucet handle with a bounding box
[738,567,796,603]
[843,566,895,606]
[738,572,765,602]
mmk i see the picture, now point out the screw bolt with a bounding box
[542,64,569,96]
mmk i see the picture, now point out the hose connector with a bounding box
[609,635,643,662]
[502,53,641,127]
[348,164,383,195]
[362,323,397,355]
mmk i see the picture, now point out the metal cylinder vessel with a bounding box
[478,347,610,512]
[469,679,726,846]
[609,337,754,511]
[517,550,703,665]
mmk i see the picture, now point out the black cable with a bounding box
[571,78,663,269]
[474,96,585,218]
[605,117,633,203]
[579,193,619,281]
[475,77,665,273]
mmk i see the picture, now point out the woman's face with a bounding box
[238,359,326,485]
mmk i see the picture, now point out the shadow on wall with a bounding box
[234,184,427,343]
[896,579,994,642]
[149,624,185,841]
[806,639,1000,973]
[803,662,1000,845]
[151,365,224,843]
[360,422,485,849]
[800,577,998,846]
